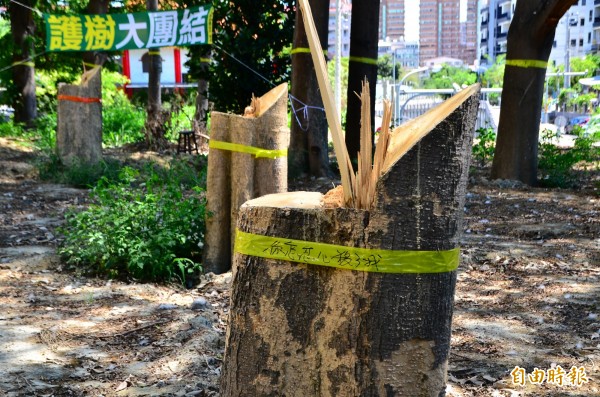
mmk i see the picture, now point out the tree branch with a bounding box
[535,0,578,40]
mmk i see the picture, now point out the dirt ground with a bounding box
[0,136,598,396]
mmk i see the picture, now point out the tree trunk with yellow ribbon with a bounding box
[220,87,480,396]
[203,83,290,274]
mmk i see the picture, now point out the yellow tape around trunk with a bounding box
[235,229,459,274]
[349,56,378,65]
[505,59,548,69]
[209,140,287,159]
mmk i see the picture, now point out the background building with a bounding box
[549,1,595,67]
[379,0,405,41]
[378,38,420,69]
[478,0,516,65]
[328,1,351,58]
[479,0,595,67]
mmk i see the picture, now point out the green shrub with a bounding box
[0,120,25,138]
[538,128,600,187]
[58,161,206,284]
[472,126,496,166]
[0,114,56,152]
[102,71,146,147]
[37,155,123,188]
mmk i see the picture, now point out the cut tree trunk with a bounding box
[220,86,480,396]
[56,68,102,166]
[203,84,290,274]
[203,112,232,275]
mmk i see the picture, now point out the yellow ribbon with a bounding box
[200,57,211,63]
[13,61,34,67]
[209,140,287,159]
[505,59,548,69]
[291,47,328,56]
[349,56,378,65]
[83,61,99,68]
[148,50,161,55]
[235,229,459,274]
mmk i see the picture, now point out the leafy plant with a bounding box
[59,162,206,284]
[472,126,496,166]
[102,70,146,147]
[37,155,124,188]
[538,128,600,187]
[0,114,56,152]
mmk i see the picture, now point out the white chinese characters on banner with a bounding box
[148,11,178,47]
[45,5,212,52]
[116,14,147,49]
[178,8,210,45]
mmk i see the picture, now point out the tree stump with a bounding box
[203,83,290,274]
[56,67,102,165]
[221,87,480,396]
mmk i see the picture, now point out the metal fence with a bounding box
[379,88,502,135]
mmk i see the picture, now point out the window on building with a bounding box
[590,10,593,22]
[580,38,584,46]
[571,39,576,46]
[553,40,557,48]
[589,32,592,43]
[581,18,585,26]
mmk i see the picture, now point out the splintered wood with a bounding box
[299,0,478,210]
[353,80,391,210]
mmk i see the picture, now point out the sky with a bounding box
[404,0,468,42]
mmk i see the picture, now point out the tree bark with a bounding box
[203,113,232,275]
[83,0,109,68]
[221,88,480,396]
[289,0,330,178]
[194,49,211,133]
[56,69,103,166]
[490,0,577,185]
[345,0,380,164]
[254,84,290,197]
[9,0,37,127]
[203,84,290,274]
[144,0,167,151]
[230,116,255,253]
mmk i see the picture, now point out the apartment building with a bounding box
[478,0,516,65]
[479,0,595,67]
[549,0,595,67]
[379,0,405,41]
[327,2,352,58]
[419,0,477,66]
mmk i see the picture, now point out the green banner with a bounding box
[44,5,213,52]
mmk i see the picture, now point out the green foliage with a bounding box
[0,17,9,39]
[36,69,79,115]
[59,160,207,284]
[538,129,600,188]
[327,56,349,112]
[472,126,496,166]
[422,64,477,89]
[377,54,402,80]
[0,113,56,151]
[101,70,146,147]
[37,155,123,188]
[481,55,505,88]
[183,0,295,113]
